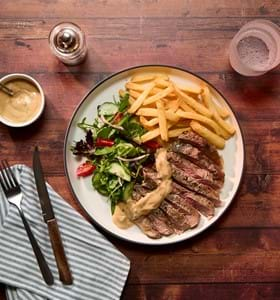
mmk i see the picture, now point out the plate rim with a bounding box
[63,64,246,245]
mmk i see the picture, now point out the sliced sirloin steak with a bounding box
[130,132,225,238]
[143,167,217,217]
[147,209,174,236]
[159,200,194,233]
[134,216,161,239]
[172,141,224,181]
[133,185,174,237]
[171,164,220,202]
[143,168,160,189]
[167,151,223,189]
[178,131,221,165]
[131,185,162,238]
[173,164,221,192]
[165,194,200,228]
[172,181,216,217]
[134,183,200,235]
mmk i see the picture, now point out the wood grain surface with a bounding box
[1,1,280,299]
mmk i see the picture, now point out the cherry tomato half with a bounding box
[76,162,96,177]
[143,140,161,150]
[95,138,115,147]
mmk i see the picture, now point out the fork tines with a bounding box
[0,160,19,193]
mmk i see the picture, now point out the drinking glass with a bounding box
[229,20,280,76]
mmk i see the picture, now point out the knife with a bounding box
[33,146,73,285]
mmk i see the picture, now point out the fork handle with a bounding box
[18,209,54,285]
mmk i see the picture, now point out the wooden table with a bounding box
[1,1,280,299]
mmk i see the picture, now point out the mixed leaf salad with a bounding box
[71,93,159,213]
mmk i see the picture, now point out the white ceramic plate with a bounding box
[64,65,245,245]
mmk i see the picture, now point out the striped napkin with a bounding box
[0,165,130,300]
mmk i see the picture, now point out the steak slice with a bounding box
[134,217,161,239]
[132,184,174,236]
[134,180,196,235]
[178,131,221,165]
[133,184,151,199]
[166,194,200,228]
[172,141,224,181]
[172,181,216,216]
[159,201,192,233]
[143,168,219,214]
[167,151,223,189]
[147,209,174,236]
[171,165,220,202]
[143,167,160,189]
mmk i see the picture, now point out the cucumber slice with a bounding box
[122,182,134,201]
[108,162,131,181]
[97,102,119,116]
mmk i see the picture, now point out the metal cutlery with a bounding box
[0,83,14,96]
[33,146,73,285]
[0,160,54,285]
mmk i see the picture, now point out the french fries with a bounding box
[128,83,155,114]
[176,83,201,95]
[168,127,191,138]
[139,116,159,127]
[136,108,180,122]
[143,85,174,105]
[179,99,195,113]
[202,86,235,136]
[131,74,156,83]
[165,99,180,111]
[154,78,170,88]
[124,72,235,147]
[202,86,229,119]
[136,108,158,117]
[176,109,224,136]
[190,121,225,149]
[174,84,213,118]
[156,101,168,141]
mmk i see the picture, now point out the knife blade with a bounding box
[33,146,73,285]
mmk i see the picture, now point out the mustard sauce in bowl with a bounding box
[0,74,45,127]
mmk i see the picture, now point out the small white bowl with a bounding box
[0,73,45,127]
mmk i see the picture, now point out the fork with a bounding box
[0,160,54,285]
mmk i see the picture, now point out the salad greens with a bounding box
[71,93,152,213]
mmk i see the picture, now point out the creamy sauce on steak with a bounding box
[113,148,172,229]
[112,203,134,229]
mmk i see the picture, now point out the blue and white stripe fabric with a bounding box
[0,165,130,300]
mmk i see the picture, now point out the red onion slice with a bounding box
[99,115,124,131]
[117,154,149,162]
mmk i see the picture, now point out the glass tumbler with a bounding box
[229,19,280,76]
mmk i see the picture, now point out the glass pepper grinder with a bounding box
[48,22,87,65]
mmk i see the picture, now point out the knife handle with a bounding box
[47,219,73,285]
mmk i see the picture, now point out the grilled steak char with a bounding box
[171,165,220,202]
[133,184,199,236]
[172,181,216,216]
[134,217,161,239]
[132,185,173,236]
[160,200,195,233]
[167,151,223,189]
[178,131,221,165]
[172,141,224,181]
[130,131,224,239]
[143,168,216,217]
[148,209,174,236]
[165,194,200,228]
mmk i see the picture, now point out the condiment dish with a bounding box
[0,73,45,127]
